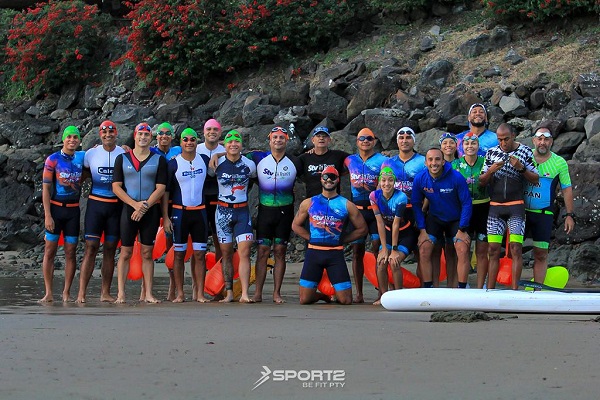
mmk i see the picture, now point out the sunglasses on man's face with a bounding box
[182,137,197,142]
[357,136,375,142]
[137,125,151,132]
[534,131,552,138]
[271,127,288,133]
[321,173,339,182]
[100,125,115,131]
[157,131,172,136]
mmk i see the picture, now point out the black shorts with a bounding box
[256,204,294,247]
[525,210,553,249]
[358,205,378,237]
[171,207,208,251]
[46,203,80,243]
[299,248,351,291]
[384,222,417,256]
[205,194,218,235]
[468,202,489,242]
[425,215,460,245]
[120,204,161,247]
[84,197,121,242]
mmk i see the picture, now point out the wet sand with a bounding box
[1,262,600,399]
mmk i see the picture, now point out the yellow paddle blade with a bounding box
[525,266,569,291]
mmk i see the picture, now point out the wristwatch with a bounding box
[458,226,468,233]
[392,245,398,251]
[518,165,526,173]
[565,212,575,218]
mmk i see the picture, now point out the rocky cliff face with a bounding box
[0,11,599,280]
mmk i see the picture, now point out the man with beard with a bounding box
[456,103,498,157]
[292,166,367,305]
[479,123,538,289]
[524,123,575,284]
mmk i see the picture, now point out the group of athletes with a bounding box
[38,102,575,305]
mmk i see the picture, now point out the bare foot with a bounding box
[144,296,161,304]
[166,289,175,302]
[139,293,146,302]
[273,295,286,304]
[62,294,72,302]
[353,294,364,304]
[239,296,255,303]
[373,299,382,306]
[252,294,263,303]
[75,296,86,304]
[212,293,225,302]
[172,295,185,303]
[196,296,211,303]
[100,294,115,302]
[114,297,126,304]
[219,293,234,303]
[38,294,53,303]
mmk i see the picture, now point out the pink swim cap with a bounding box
[204,119,221,130]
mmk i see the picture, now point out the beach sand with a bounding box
[1,261,600,399]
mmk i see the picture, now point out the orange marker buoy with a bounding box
[363,251,420,289]
[205,252,216,270]
[164,246,175,270]
[127,239,143,280]
[204,253,241,296]
[317,269,335,296]
[152,226,167,260]
[439,250,447,282]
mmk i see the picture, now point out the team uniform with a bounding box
[412,162,473,244]
[482,144,537,244]
[524,152,571,249]
[299,194,353,291]
[166,153,210,252]
[212,155,257,243]
[246,151,300,246]
[42,150,85,243]
[112,151,168,246]
[369,189,415,255]
[150,145,181,160]
[298,149,349,197]
[452,156,490,241]
[83,146,125,242]
[380,153,426,223]
[197,143,226,236]
[344,152,388,241]
[456,129,498,157]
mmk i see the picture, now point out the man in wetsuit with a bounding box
[456,103,498,157]
[524,123,575,284]
[246,126,301,303]
[113,122,168,303]
[211,130,257,303]
[343,128,388,303]
[479,123,538,289]
[412,148,472,288]
[197,119,226,261]
[292,166,367,305]
[76,120,125,303]
[163,128,211,303]
[39,126,86,303]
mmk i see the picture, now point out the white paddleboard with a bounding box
[380,288,600,314]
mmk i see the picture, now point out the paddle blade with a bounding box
[439,251,447,282]
[204,258,225,296]
[165,246,175,270]
[184,236,193,261]
[525,266,569,291]
[497,257,512,286]
[363,252,378,287]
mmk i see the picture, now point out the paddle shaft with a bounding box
[517,280,600,293]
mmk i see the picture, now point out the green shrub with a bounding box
[115,0,361,87]
[4,0,111,92]
[483,0,600,21]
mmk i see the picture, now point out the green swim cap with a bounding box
[224,130,242,144]
[62,125,80,142]
[156,122,174,136]
[181,128,198,139]
[379,166,396,181]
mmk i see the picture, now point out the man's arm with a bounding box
[343,203,367,243]
[291,199,311,241]
[562,186,575,234]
